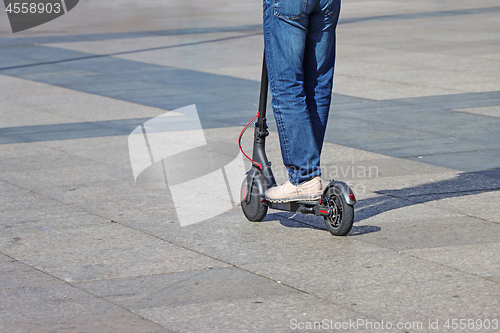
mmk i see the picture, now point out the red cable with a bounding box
[238,112,263,170]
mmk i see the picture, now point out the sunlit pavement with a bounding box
[0,1,499,332]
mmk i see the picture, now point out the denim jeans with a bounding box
[263,0,341,185]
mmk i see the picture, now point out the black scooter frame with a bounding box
[242,57,356,231]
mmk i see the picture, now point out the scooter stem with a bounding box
[251,56,276,189]
[258,55,269,125]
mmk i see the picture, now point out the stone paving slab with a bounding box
[403,243,500,283]
[75,267,301,310]
[0,253,61,290]
[315,269,500,330]
[37,136,138,170]
[0,142,98,172]
[0,223,229,283]
[136,294,404,333]
[407,150,500,172]
[0,313,171,333]
[0,164,133,204]
[239,245,500,329]
[0,77,167,122]
[457,105,500,118]
[0,205,109,232]
[1,0,500,332]
[354,215,500,251]
[111,206,500,330]
[0,104,78,128]
[425,190,500,223]
[0,181,61,212]
[0,284,170,333]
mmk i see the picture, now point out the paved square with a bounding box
[1,1,499,332]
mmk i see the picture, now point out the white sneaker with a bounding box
[265,176,322,203]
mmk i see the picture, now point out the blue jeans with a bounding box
[263,0,341,185]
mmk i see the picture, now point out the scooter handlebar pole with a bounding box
[258,55,269,124]
[251,54,276,189]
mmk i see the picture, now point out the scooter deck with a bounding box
[266,200,330,217]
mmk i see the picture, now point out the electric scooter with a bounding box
[239,58,356,236]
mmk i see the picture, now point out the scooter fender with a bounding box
[325,180,357,206]
[243,168,269,204]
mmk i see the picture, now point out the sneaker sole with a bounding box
[265,194,321,204]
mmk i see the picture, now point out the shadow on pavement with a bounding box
[356,169,500,222]
[265,169,500,236]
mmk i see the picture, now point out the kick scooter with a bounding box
[239,58,356,236]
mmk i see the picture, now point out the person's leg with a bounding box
[263,0,321,186]
[304,0,341,155]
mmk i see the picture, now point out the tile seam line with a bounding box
[338,6,500,24]
[335,73,500,105]
[0,177,133,230]
[402,148,500,159]
[401,252,500,286]
[0,251,179,333]
[328,112,500,150]
[378,187,500,199]
[64,267,231,284]
[0,143,132,173]
[350,238,500,287]
[0,265,228,290]
[2,4,498,45]
[0,25,264,45]
[0,221,121,232]
[0,220,395,330]
[335,72,464,92]
[3,176,493,326]
[379,192,500,226]
[88,217,495,333]
[334,76,500,115]
[0,32,261,72]
[393,98,500,112]
[0,281,65,292]
[0,204,64,213]
[1,5,496,45]
[92,220,409,327]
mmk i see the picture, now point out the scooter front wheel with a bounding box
[241,178,268,222]
[323,185,354,236]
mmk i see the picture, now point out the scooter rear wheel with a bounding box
[323,185,354,236]
[241,178,268,222]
